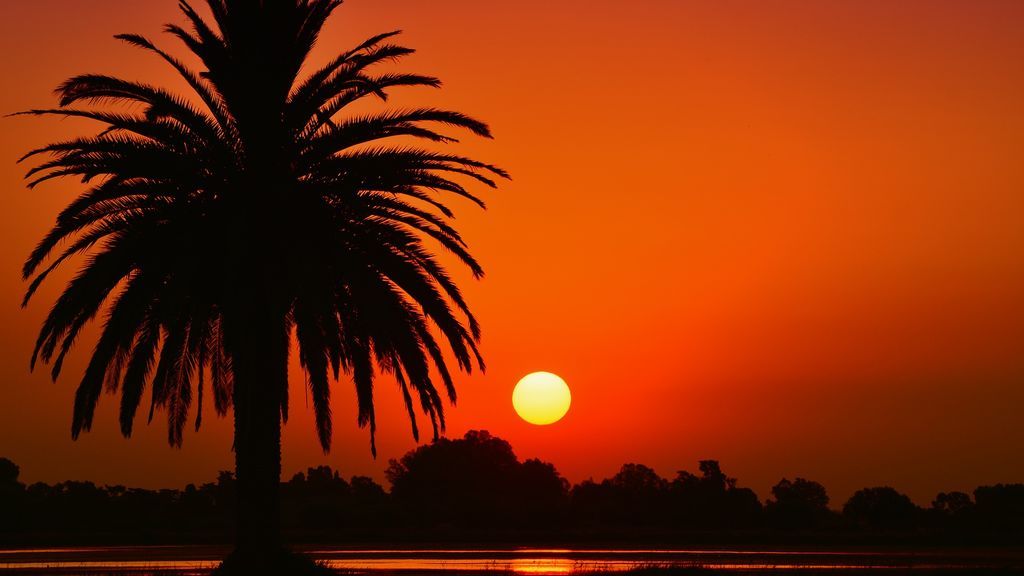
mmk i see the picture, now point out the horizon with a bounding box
[1,428,1018,512]
[1,0,1023,513]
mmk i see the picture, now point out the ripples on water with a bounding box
[0,547,1017,574]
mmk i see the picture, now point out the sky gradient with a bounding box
[1,0,1023,505]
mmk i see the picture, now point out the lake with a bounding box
[1,546,1022,574]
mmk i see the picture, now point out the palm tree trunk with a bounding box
[224,306,288,565]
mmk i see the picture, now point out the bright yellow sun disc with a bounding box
[513,372,571,425]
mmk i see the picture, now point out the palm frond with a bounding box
[21,0,505,454]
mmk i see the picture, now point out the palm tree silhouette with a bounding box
[18,0,505,569]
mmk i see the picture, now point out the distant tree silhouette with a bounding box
[973,484,1024,532]
[932,491,973,516]
[929,491,974,532]
[766,478,833,530]
[516,458,572,527]
[0,458,18,485]
[3,445,1024,545]
[568,461,763,530]
[669,461,762,529]
[568,479,612,527]
[282,467,350,532]
[27,481,108,534]
[17,0,504,570]
[0,458,24,533]
[842,487,920,531]
[281,466,393,537]
[569,464,669,527]
[347,475,395,531]
[387,430,568,529]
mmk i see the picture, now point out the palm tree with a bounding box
[18,0,505,569]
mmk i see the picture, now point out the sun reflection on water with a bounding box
[510,558,578,574]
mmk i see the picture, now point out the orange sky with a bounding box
[1,0,1023,506]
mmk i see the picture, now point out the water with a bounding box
[0,546,1020,574]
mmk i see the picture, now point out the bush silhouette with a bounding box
[386,430,568,529]
[843,487,920,530]
[766,478,833,530]
[669,461,762,529]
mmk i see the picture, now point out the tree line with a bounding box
[2,430,1022,545]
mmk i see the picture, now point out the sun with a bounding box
[513,372,571,425]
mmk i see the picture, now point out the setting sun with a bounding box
[513,372,571,426]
